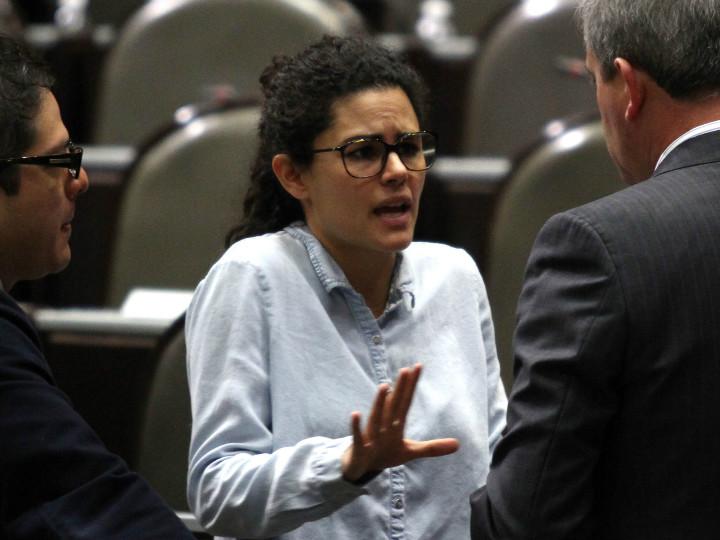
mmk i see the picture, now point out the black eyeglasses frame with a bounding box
[312,130,437,179]
[0,144,84,179]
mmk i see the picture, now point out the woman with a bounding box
[186,35,506,539]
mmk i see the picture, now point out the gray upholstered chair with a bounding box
[136,314,192,513]
[486,119,624,388]
[382,0,517,35]
[462,0,596,158]
[135,314,210,537]
[0,0,22,35]
[454,0,517,35]
[105,102,260,306]
[93,0,364,145]
[87,0,148,28]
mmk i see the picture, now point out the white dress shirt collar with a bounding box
[655,119,720,170]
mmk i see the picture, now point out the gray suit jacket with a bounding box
[471,130,720,539]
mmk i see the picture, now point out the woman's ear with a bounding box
[272,154,308,201]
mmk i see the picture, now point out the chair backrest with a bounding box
[93,0,364,145]
[88,0,148,28]
[0,0,22,34]
[382,0,517,35]
[137,314,191,512]
[455,0,518,35]
[106,102,260,306]
[462,0,596,158]
[486,120,624,388]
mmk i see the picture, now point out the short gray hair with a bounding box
[577,0,720,99]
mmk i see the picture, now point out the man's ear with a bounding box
[615,57,646,121]
[272,154,308,201]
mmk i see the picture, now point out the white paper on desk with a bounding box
[120,288,193,320]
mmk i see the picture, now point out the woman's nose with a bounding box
[381,151,408,184]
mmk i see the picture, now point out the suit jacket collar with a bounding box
[654,130,720,178]
[0,287,42,342]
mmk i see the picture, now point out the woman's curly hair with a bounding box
[226,35,429,246]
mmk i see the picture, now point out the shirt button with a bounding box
[392,495,403,509]
[372,335,382,345]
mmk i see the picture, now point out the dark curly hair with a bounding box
[0,34,54,195]
[226,35,429,246]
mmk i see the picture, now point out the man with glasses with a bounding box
[0,34,194,538]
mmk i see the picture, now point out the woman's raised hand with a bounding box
[341,363,460,483]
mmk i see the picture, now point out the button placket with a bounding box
[389,468,406,538]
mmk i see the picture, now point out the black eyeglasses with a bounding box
[312,131,437,179]
[0,143,84,179]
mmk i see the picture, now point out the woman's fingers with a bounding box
[390,364,422,425]
[406,437,460,458]
[366,383,390,439]
[345,364,455,479]
[341,411,369,482]
[350,411,363,447]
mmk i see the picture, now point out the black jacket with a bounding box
[0,289,193,538]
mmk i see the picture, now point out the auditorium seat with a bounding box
[105,100,260,306]
[136,314,192,513]
[485,118,624,388]
[382,0,517,36]
[87,0,147,29]
[462,0,596,158]
[0,0,22,34]
[93,0,364,145]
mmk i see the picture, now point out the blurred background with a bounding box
[8,0,606,309]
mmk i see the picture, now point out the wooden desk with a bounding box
[32,306,176,469]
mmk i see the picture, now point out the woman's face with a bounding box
[289,86,426,271]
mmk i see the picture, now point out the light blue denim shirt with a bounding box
[186,223,507,539]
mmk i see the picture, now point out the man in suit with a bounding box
[0,34,194,538]
[470,1,720,538]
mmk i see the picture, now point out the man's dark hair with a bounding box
[226,35,429,245]
[0,33,54,194]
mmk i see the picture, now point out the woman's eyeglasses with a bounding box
[312,131,437,179]
[0,143,84,179]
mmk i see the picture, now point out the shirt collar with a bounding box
[655,119,720,170]
[285,222,416,312]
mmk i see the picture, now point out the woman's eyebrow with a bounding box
[341,132,414,143]
[341,133,383,143]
